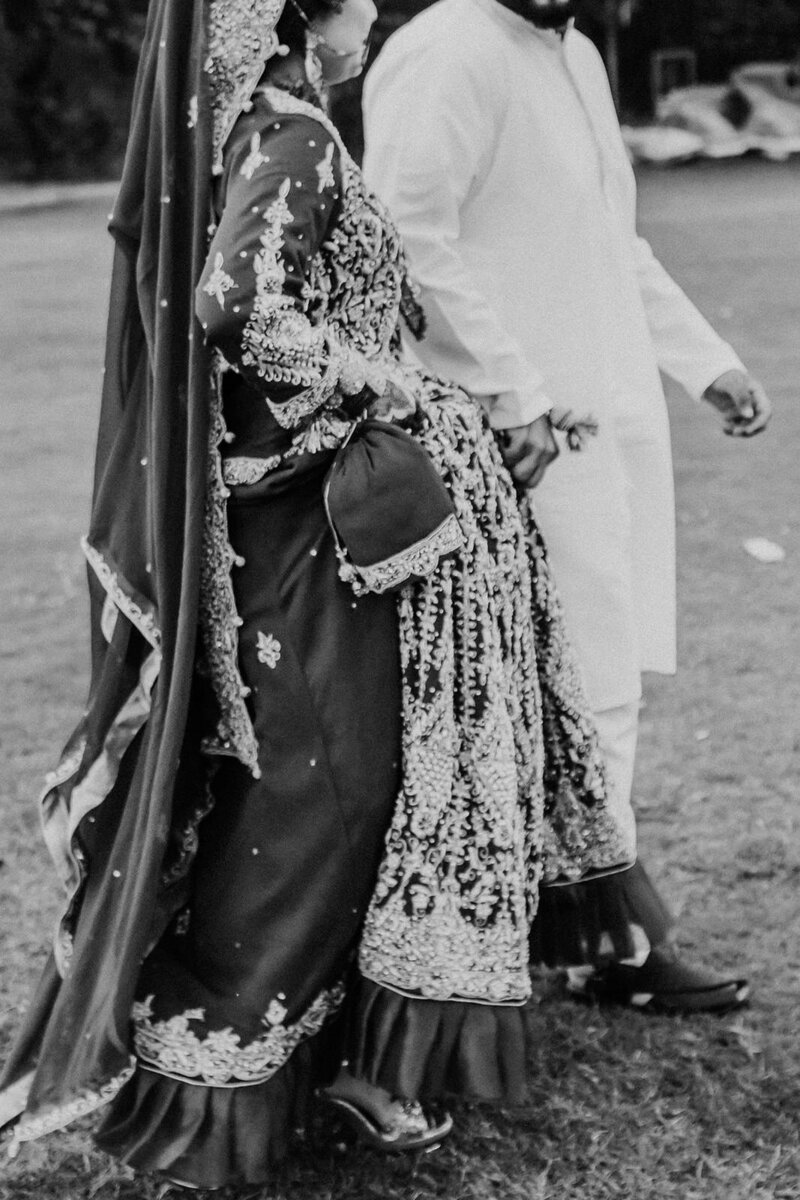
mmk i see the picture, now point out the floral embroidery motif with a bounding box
[521,503,635,883]
[264,997,288,1025]
[315,141,335,192]
[203,252,238,309]
[240,131,271,180]
[222,454,281,485]
[358,395,544,1004]
[256,631,281,668]
[239,170,343,429]
[131,982,345,1086]
[206,0,285,173]
[200,87,633,970]
[253,175,293,292]
[256,89,409,408]
[358,393,633,1004]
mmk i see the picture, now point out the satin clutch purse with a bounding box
[323,418,464,595]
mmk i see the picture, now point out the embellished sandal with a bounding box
[322,1092,453,1154]
[156,1177,221,1196]
[568,945,750,1014]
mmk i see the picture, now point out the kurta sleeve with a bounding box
[363,48,552,430]
[578,33,746,404]
[196,111,386,429]
[632,235,745,401]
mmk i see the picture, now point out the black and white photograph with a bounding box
[0,0,798,1197]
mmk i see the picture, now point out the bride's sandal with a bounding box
[322,1091,453,1154]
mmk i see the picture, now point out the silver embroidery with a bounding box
[222,454,281,485]
[239,173,341,428]
[161,786,216,889]
[358,395,544,1004]
[7,1063,136,1158]
[358,393,633,1004]
[240,130,271,180]
[315,141,335,192]
[199,362,261,776]
[203,251,237,308]
[81,538,161,649]
[206,0,285,174]
[333,513,464,597]
[256,631,281,668]
[132,982,345,1086]
[522,500,636,883]
[260,88,410,365]
[201,90,632,1008]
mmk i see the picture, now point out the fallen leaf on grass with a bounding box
[743,537,786,564]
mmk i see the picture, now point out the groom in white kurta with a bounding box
[363,0,770,1010]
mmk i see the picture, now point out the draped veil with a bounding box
[0,0,288,1152]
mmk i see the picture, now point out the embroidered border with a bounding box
[346,513,464,596]
[81,538,161,649]
[239,172,340,429]
[132,981,345,1087]
[7,1063,135,1158]
[259,87,408,365]
[41,650,161,978]
[207,0,285,174]
[358,396,544,1005]
[198,361,261,776]
[222,454,281,485]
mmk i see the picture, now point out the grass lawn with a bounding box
[1,159,799,1200]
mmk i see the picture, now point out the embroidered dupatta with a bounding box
[0,0,287,1153]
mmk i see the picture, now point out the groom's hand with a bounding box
[498,414,559,490]
[702,369,772,437]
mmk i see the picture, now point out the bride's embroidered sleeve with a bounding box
[196,111,384,428]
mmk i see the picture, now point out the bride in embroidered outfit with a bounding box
[0,0,633,1188]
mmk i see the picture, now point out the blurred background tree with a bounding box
[580,0,800,115]
[1,0,798,179]
[0,0,147,179]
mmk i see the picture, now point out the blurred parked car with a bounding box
[623,60,800,165]
[730,62,800,161]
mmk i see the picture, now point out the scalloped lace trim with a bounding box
[81,539,161,649]
[7,1063,135,1157]
[335,513,464,597]
[198,362,261,776]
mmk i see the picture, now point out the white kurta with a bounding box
[363,0,743,710]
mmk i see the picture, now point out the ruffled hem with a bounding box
[94,1032,336,1189]
[344,977,528,1106]
[530,860,673,968]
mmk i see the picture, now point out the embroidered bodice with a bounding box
[196,86,420,470]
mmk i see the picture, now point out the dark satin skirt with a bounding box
[97,458,401,1187]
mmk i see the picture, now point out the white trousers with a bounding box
[593,699,640,857]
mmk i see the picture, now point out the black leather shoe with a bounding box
[567,945,750,1014]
